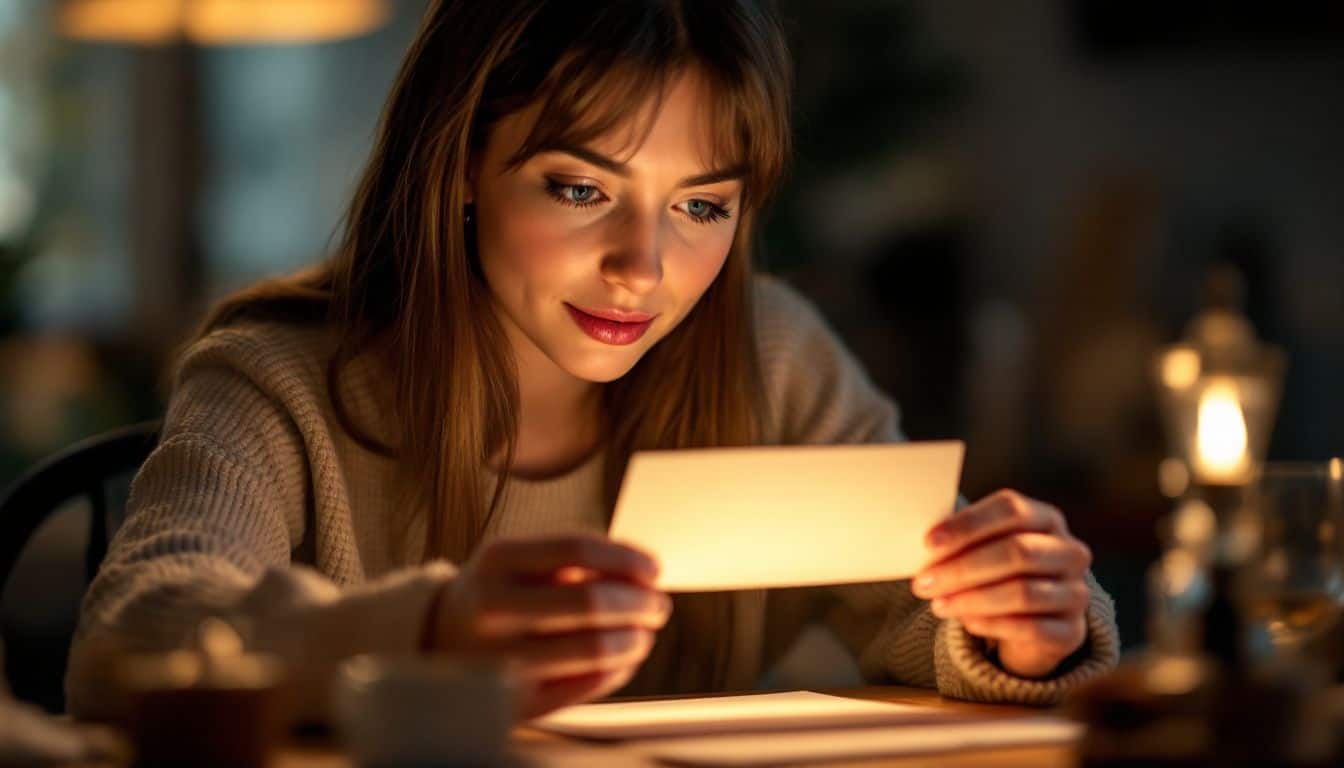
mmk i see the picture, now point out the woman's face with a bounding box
[470,70,743,383]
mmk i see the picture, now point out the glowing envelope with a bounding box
[609,441,964,592]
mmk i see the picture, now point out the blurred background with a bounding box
[2,0,1342,709]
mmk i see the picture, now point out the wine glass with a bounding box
[1240,461,1344,652]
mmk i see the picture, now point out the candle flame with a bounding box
[1196,383,1249,482]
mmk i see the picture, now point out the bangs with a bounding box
[478,1,790,212]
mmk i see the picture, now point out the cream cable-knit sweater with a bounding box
[67,276,1119,720]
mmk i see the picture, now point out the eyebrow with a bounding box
[544,144,747,188]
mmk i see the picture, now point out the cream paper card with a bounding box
[608,441,964,591]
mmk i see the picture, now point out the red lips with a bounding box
[565,303,656,345]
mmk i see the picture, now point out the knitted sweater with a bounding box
[67,275,1119,720]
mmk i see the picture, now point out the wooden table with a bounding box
[274,687,1077,767]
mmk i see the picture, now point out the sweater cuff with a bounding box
[243,561,457,722]
[931,577,1120,706]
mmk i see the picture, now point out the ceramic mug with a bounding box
[334,654,519,767]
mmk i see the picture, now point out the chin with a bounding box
[556,347,649,383]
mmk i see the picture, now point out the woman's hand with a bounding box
[913,490,1092,678]
[425,534,672,718]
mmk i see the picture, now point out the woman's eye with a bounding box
[681,198,732,224]
[545,179,605,208]
[568,185,598,203]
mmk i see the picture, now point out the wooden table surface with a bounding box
[274,686,1077,768]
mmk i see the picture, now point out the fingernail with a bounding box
[914,573,935,593]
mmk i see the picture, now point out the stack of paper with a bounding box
[533,691,962,740]
[640,718,1081,766]
[534,691,1080,765]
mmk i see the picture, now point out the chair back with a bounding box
[0,421,160,710]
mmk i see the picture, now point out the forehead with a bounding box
[489,67,739,175]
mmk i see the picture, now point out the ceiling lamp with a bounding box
[59,0,391,46]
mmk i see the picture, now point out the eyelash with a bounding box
[543,179,732,225]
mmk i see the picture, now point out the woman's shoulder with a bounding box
[170,317,364,442]
[750,272,840,368]
[175,317,396,449]
[751,271,820,321]
[749,272,903,444]
[178,317,340,395]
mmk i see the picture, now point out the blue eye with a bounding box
[681,198,731,224]
[545,179,605,208]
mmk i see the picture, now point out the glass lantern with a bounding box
[1148,265,1286,660]
[1154,285,1285,493]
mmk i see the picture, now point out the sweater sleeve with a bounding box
[66,330,453,723]
[754,275,1120,705]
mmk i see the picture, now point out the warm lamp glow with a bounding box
[60,0,179,43]
[1158,457,1191,498]
[1143,653,1204,695]
[60,0,390,45]
[1161,347,1202,390]
[189,0,389,44]
[1195,381,1250,483]
[1171,499,1216,548]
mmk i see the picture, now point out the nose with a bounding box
[599,209,663,296]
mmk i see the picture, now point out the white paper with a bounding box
[608,441,964,591]
[532,691,961,741]
[638,718,1082,766]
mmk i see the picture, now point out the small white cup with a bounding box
[334,655,518,767]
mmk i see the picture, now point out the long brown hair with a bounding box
[198,1,792,576]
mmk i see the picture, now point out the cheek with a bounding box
[667,227,736,299]
[476,193,581,299]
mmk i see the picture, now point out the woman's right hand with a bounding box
[424,534,672,718]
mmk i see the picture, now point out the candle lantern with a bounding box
[1151,268,1285,666]
[1153,267,1284,561]
[1154,304,1285,495]
[1072,269,1337,767]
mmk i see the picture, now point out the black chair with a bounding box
[0,421,160,711]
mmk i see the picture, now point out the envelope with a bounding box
[608,441,964,591]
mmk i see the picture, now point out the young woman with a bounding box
[70,0,1117,721]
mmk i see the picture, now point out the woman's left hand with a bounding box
[913,490,1093,678]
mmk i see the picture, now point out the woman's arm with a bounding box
[66,330,451,722]
[754,276,1119,704]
